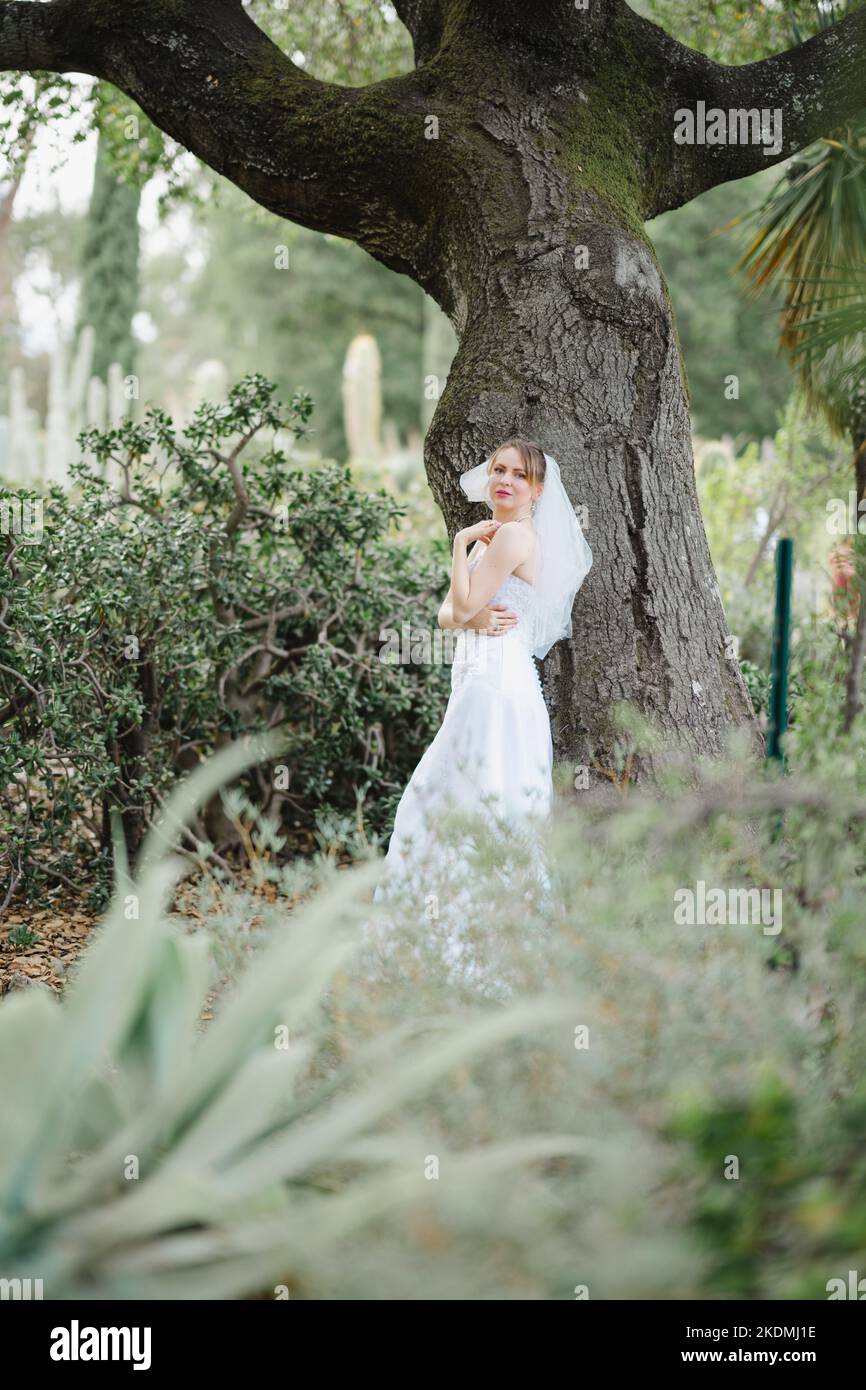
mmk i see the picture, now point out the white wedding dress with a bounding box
[367,449,591,979]
[372,549,554,947]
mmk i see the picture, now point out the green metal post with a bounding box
[767,537,793,765]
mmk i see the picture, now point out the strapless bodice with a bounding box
[467,552,538,652]
[449,557,540,672]
[483,573,538,651]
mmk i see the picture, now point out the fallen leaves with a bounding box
[0,903,93,997]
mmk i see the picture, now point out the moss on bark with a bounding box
[556,64,658,243]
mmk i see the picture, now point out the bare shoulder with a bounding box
[491,521,534,560]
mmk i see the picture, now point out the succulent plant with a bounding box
[0,734,581,1299]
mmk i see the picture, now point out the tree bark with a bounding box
[5,0,866,778]
[843,425,866,733]
[423,127,758,777]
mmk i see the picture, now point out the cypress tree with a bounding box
[78,125,141,381]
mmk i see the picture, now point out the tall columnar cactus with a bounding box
[43,327,99,487]
[0,325,136,489]
[44,341,71,487]
[70,324,95,426]
[85,375,108,435]
[342,332,382,464]
[5,367,40,485]
[107,361,127,430]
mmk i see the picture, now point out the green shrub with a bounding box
[1,375,450,910]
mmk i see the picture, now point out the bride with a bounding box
[373,437,592,933]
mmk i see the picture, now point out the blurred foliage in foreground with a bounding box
[2,661,866,1297]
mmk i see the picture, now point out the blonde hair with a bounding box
[488,437,546,490]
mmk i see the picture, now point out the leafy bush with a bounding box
[308,720,866,1299]
[738,658,771,717]
[1,375,451,910]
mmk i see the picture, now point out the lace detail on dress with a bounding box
[450,556,544,706]
[467,551,538,653]
[485,574,537,651]
[467,547,542,656]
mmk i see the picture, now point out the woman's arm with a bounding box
[439,594,519,635]
[437,594,460,630]
[451,523,529,626]
[438,536,523,633]
[437,540,483,630]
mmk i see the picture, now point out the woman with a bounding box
[373,437,593,930]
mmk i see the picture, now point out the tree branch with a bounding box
[0,0,437,280]
[391,0,444,66]
[462,0,624,51]
[637,6,866,216]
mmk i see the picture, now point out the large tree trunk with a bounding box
[843,424,866,733]
[424,154,758,779]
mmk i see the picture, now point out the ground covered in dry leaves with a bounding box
[0,849,320,1007]
[0,893,94,997]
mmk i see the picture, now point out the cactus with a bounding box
[0,327,134,488]
[44,341,71,486]
[342,332,383,464]
[5,367,40,485]
[85,375,108,434]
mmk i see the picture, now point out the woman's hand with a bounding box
[465,603,518,636]
[455,519,501,547]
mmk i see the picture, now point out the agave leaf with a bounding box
[38,932,215,1176]
[60,858,183,1081]
[47,1046,317,1257]
[136,732,287,879]
[1,737,287,1218]
[22,868,372,1225]
[57,1070,133,1158]
[26,993,575,1265]
[157,1042,316,1174]
[78,735,286,1022]
[118,931,215,1101]
[54,1167,258,1263]
[143,861,379,1133]
[109,805,131,899]
[87,1132,600,1301]
[0,990,62,1201]
[212,995,579,1199]
[145,931,215,1091]
[292,1131,603,1249]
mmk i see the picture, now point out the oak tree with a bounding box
[3,0,866,776]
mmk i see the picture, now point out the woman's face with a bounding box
[489,447,540,517]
